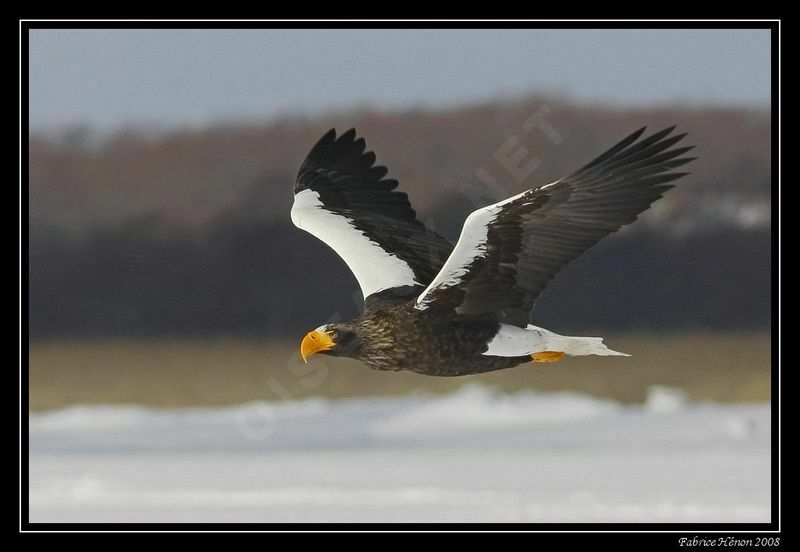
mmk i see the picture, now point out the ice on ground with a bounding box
[28,384,771,523]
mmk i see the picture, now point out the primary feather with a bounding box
[292,128,453,304]
[414,126,694,326]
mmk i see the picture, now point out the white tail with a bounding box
[483,324,630,357]
[541,333,629,356]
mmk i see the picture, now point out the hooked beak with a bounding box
[300,330,335,362]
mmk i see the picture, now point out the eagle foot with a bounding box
[532,351,565,363]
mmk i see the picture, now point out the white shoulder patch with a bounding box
[291,189,419,299]
[414,188,534,310]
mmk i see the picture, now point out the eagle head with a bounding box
[300,323,360,362]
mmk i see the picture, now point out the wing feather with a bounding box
[292,129,453,305]
[414,127,695,325]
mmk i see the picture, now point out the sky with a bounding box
[28,28,771,131]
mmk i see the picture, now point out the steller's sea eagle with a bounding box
[291,127,694,376]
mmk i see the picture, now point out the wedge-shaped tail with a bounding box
[483,324,630,357]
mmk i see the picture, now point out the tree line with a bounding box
[28,97,772,339]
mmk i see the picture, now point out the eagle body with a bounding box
[332,305,524,376]
[291,127,694,376]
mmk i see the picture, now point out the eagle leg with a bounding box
[531,351,565,363]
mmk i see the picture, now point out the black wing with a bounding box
[291,128,453,308]
[414,126,695,326]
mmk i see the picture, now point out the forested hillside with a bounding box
[28,96,771,338]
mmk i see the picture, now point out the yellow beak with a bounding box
[300,330,335,362]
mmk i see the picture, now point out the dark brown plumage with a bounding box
[316,305,524,376]
[291,126,694,376]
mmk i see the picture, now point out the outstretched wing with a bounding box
[414,126,695,326]
[291,128,453,307]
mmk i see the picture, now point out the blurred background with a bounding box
[27,27,773,523]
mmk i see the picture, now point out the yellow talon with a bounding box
[532,351,565,363]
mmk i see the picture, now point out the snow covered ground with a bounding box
[28,385,771,523]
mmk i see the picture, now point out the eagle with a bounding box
[291,126,693,376]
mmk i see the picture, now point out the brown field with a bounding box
[28,333,771,411]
